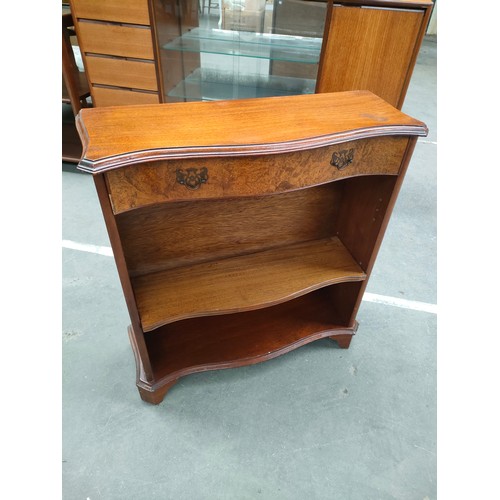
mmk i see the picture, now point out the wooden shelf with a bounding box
[132,237,366,332]
[142,288,355,385]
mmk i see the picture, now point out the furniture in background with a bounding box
[69,0,433,109]
[75,90,427,404]
[316,0,434,110]
[62,4,91,163]
[69,0,166,107]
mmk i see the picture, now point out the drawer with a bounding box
[71,0,150,25]
[78,21,154,59]
[85,56,158,91]
[92,86,160,107]
[105,136,409,213]
[71,0,150,24]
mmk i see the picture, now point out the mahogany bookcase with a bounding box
[75,91,427,404]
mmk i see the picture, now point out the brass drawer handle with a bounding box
[175,167,208,190]
[331,149,354,170]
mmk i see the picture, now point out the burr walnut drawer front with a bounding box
[71,0,151,25]
[77,21,154,60]
[105,136,409,214]
[85,56,158,91]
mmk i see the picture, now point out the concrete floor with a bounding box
[62,35,437,499]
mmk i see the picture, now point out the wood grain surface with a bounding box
[70,0,151,25]
[105,136,408,212]
[132,237,366,331]
[76,91,427,172]
[143,288,357,385]
[91,86,160,107]
[317,3,427,108]
[76,21,154,59]
[85,56,158,92]
[116,183,343,276]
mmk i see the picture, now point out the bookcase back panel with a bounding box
[117,182,343,276]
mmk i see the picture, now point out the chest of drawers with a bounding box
[76,91,427,404]
[70,0,161,106]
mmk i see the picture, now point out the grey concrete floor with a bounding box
[62,36,437,499]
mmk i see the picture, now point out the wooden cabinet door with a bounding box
[316,3,429,108]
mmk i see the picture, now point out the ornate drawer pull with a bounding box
[176,167,208,190]
[331,149,354,170]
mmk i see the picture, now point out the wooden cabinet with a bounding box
[75,91,427,404]
[70,0,161,107]
[62,4,91,163]
[317,0,433,109]
[70,0,152,25]
[70,0,432,108]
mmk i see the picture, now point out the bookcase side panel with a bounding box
[94,174,155,382]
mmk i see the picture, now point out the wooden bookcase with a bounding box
[69,0,433,109]
[75,91,427,404]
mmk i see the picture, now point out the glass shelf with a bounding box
[168,68,316,101]
[163,28,322,64]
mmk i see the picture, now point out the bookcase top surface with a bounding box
[76,91,427,173]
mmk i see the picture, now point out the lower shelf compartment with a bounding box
[139,287,357,387]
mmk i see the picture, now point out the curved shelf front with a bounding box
[132,237,366,332]
[141,288,358,386]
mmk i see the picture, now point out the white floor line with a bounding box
[363,292,437,314]
[62,239,113,257]
[62,240,437,314]
[420,139,437,145]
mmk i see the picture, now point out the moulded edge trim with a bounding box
[77,124,428,174]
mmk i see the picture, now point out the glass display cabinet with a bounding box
[158,0,328,101]
[70,0,433,108]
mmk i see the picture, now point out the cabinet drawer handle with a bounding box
[175,167,208,190]
[331,149,354,170]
